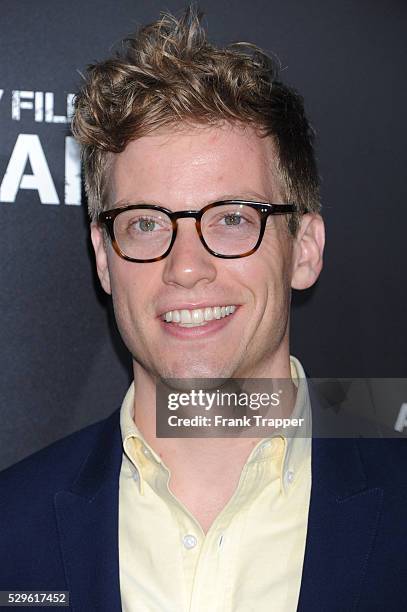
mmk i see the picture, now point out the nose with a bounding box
[161,219,217,289]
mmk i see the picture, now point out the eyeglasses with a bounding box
[98,200,299,263]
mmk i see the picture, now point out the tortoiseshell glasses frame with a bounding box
[97,200,300,263]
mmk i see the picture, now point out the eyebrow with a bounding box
[215,191,271,202]
[113,192,271,209]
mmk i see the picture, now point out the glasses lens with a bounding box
[114,208,172,260]
[201,203,261,256]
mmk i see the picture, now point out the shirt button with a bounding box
[142,447,150,457]
[285,470,294,485]
[183,534,197,549]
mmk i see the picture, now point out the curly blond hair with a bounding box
[72,6,320,231]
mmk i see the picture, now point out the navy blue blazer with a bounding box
[0,405,406,611]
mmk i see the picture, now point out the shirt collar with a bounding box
[280,355,312,495]
[120,355,311,496]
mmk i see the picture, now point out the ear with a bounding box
[291,213,325,290]
[90,222,112,295]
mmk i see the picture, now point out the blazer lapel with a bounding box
[297,433,384,612]
[54,409,123,612]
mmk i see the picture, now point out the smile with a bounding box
[161,305,236,327]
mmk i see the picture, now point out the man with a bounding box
[0,7,406,612]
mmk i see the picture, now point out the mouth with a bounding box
[161,304,237,328]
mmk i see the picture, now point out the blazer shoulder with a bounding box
[0,408,121,498]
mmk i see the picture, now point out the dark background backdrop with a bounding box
[1,0,406,470]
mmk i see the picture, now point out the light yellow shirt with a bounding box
[119,356,312,612]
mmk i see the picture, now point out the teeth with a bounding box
[172,310,181,323]
[180,309,192,324]
[191,309,204,324]
[204,307,214,321]
[162,305,236,327]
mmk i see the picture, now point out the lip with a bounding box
[157,302,239,318]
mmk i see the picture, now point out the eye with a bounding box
[135,217,157,232]
[125,214,170,233]
[216,211,253,227]
[223,213,242,226]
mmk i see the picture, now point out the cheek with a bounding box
[107,266,155,360]
[262,227,294,295]
[237,232,292,306]
[107,258,149,327]
[226,257,289,327]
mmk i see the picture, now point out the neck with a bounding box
[131,348,296,475]
[130,347,297,532]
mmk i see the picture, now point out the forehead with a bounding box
[110,122,283,207]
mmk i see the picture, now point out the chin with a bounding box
[158,359,234,387]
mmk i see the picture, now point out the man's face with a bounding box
[92,123,322,380]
